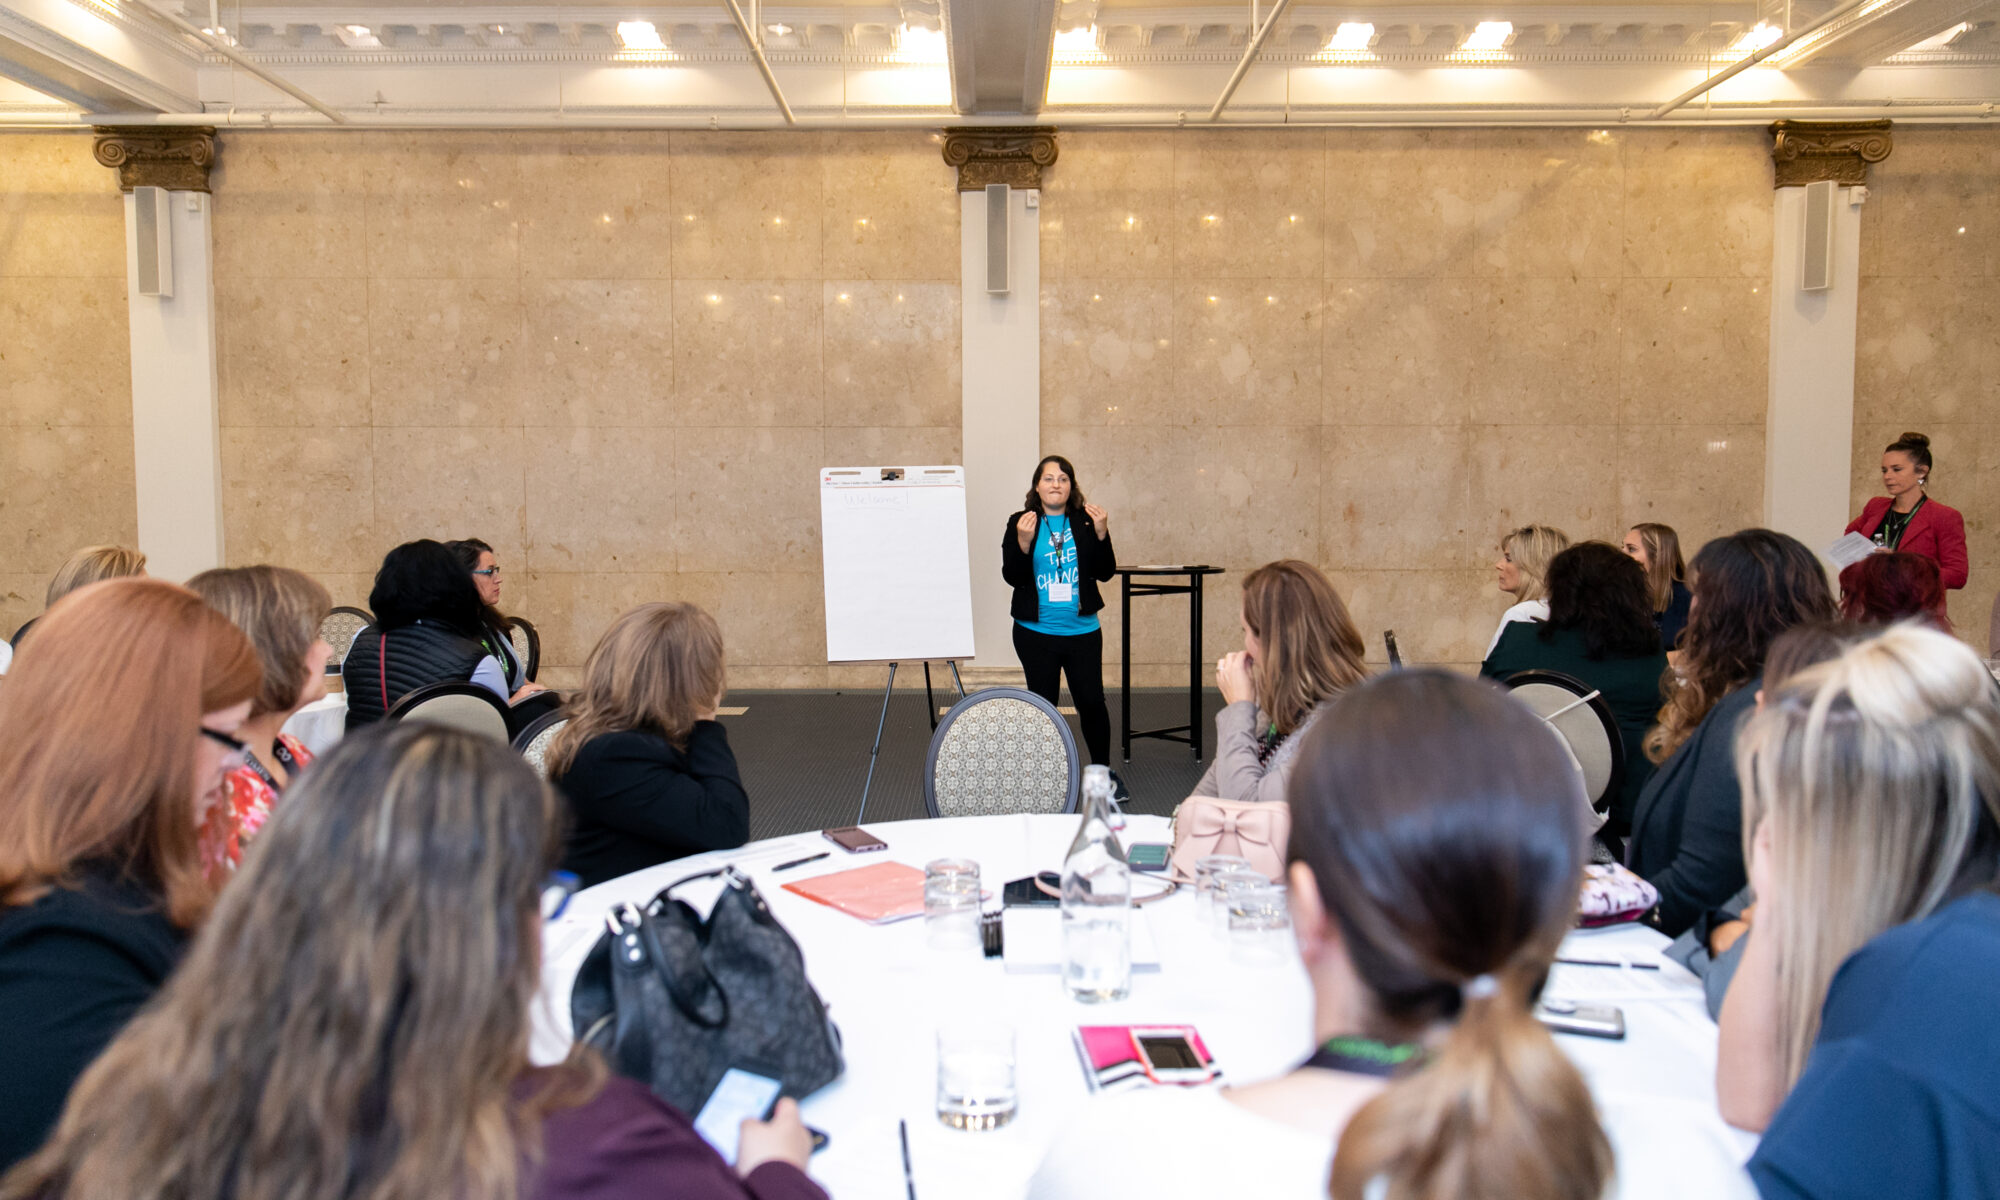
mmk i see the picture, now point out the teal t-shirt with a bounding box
[1019,514,1099,637]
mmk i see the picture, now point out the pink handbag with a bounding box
[1169,796,1291,883]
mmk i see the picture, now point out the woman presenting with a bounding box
[1004,455,1120,789]
[1845,431,1968,592]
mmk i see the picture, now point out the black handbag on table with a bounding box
[570,865,845,1114]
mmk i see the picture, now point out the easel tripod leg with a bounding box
[857,662,898,825]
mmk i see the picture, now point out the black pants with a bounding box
[1013,623,1110,766]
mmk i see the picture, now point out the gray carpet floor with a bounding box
[720,687,1228,839]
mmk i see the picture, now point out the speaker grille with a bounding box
[985,183,1010,294]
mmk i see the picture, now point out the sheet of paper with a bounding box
[1825,531,1876,569]
[1545,957,1701,1002]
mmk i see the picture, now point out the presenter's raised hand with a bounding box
[1216,651,1254,706]
[1016,510,1038,553]
[1083,503,1110,538]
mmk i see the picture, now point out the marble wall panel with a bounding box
[1324,129,1477,279]
[1041,282,1180,427]
[1039,131,1176,281]
[674,281,823,427]
[220,426,377,573]
[363,133,524,280]
[1172,131,1325,280]
[1467,424,1622,554]
[820,132,959,281]
[669,132,824,280]
[217,277,371,427]
[1616,424,1766,544]
[682,570,826,670]
[1178,281,1321,427]
[212,133,369,280]
[1618,278,1769,426]
[0,134,126,279]
[674,427,825,573]
[1853,276,1998,425]
[0,424,139,574]
[1332,569,1494,667]
[1321,425,1473,571]
[1471,129,1625,279]
[1622,130,1772,279]
[822,426,961,467]
[0,277,130,427]
[521,570,676,669]
[823,282,959,427]
[366,278,527,426]
[1860,128,2000,280]
[524,425,677,573]
[516,132,673,280]
[518,279,674,427]
[370,426,527,563]
[0,574,42,643]
[1321,277,1474,427]
[1462,277,1621,425]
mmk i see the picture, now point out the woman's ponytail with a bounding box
[1331,971,1611,1200]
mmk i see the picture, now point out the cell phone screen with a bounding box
[693,1068,783,1165]
[1137,1035,1202,1071]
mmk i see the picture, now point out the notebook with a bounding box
[1072,1024,1222,1094]
[780,861,927,924]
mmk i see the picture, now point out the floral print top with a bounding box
[198,733,313,881]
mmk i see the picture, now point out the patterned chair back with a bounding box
[517,716,567,779]
[320,606,374,668]
[504,616,540,682]
[924,687,1080,819]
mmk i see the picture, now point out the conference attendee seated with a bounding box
[343,539,518,732]
[1482,542,1668,839]
[1622,522,1693,652]
[185,566,334,879]
[1486,523,1568,655]
[1192,560,1367,806]
[1838,550,1950,630]
[1032,670,1752,1200]
[1627,529,1835,937]
[1716,624,2000,1134]
[0,578,260,1170]
[547,602,750,888]
[0,723,827,1200]
[450,536,547,700]
[12,543,148,649]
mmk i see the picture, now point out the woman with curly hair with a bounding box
[1626,530,1836,936]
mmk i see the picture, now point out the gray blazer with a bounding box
[1189,699,1333,806]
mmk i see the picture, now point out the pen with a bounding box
[772,851,830,873]
[1556,955,1660,970]
[900,1118,917,1200]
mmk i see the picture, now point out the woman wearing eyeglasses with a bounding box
[450,537,546,701]
[0,578,261,1170]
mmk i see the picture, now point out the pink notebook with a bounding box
[1072,1024,1222,1093]
[781,861,927,925]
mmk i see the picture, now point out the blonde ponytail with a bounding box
[1331,973,1611,1200]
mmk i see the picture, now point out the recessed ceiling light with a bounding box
[1461,21,1512,50]
[1326,23,1374,51]
[1053,26,1102,57]
[894,23,946,61]
[615,21,665,51]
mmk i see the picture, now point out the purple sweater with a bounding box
[528,1075,829,1200]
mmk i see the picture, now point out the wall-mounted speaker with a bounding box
[134,186,174,298]
[1800,179,1834,292]
[985,182,1010,295]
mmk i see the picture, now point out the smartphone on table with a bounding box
[1129,1027,1215,1084]
[1535,999,1626,1040]
[693,1067,828,1165]
[822,826,888,854]
[1127,843,1171,873]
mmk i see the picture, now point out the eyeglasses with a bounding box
[541,870,582,920]
[200,726,250,763]
[472,567,502,578]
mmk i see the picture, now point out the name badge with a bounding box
[1049,581,1074,603]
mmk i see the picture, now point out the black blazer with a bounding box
[1001,509,1118,626]
[0,869,186,1169]
[552,724,752,889]
[1626,680,1760,937]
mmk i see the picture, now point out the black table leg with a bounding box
[1121,572,1132,763]
[1190,573,1204,761]
[924,662,937,732]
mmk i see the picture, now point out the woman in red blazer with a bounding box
[1846,431,1968,591]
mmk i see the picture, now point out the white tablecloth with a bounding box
[281,692,348,756]
[532,815,1755,1200]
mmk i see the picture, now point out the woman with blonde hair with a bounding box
[0,722,824,1200]
[547,602,748,888]
[0,578,260,1169]
[1621,522,1692,651]
[185,566,334,878]
[1487,524,1569,655]
[1717,623,2000,1137]
[1196,560,1367,806]
[9,545,149,651]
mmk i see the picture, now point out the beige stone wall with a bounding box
[208,131,962,688]
[0,134,136,637]
[1851,127,2000,649]
[1042,128,1773,679]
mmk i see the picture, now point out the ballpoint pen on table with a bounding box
[899,1118,917,1200]
[772,851,831,873]
[1555,955,1660,970]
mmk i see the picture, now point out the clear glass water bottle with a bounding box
[1062,764,1132,1003]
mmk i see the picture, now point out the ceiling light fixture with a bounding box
[1729,22,1783,54]
[1326,22,1374,51]
[894,23,946,61]
[766,22,793,37]
[1461,21,1512,50]
[1053,25,1103,58]
[616,21,665,50]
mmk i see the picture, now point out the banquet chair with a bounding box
[923,687,1080,819]
[385,682,511,744]
[1497,670,1624,815]
[504,615,540,682]
[319,606,374,670]
[512,711,567,778]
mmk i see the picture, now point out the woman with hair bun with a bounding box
[1844,432,1968,592]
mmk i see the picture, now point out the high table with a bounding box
[532,815,1755,1200]
[1115,565,1225,762]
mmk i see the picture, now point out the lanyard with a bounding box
[240,737,303,792]
[1301,1035,1426,1078]
[1876,496,1925,550]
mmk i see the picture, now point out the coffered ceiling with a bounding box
[0,0,1994,126]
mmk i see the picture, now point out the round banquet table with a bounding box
[280,690,348,756]
[532,815,1756,1200]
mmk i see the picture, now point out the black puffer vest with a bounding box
[343,620,490,731]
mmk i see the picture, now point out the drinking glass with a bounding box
[1228,881,1292,965]
[936,1024,1017,1130]
[1209,865,1267,933]
[924,858,982,951]
[1193,854,1253,926]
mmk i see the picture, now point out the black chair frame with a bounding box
[1499,668,1626,815]
[385,681,512,727]
[510,705,567,753]
[504,615,541,682]
[922,687,1081,820]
